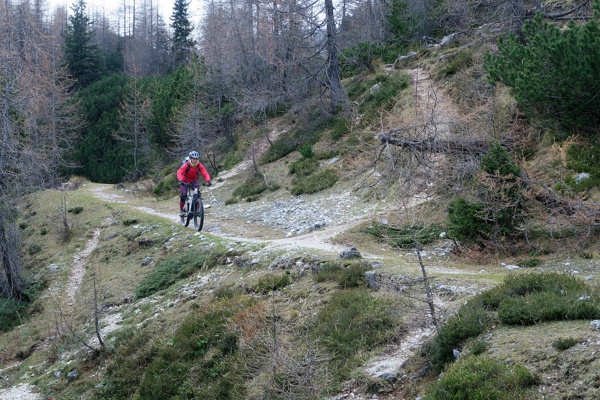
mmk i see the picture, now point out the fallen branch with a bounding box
[376,133,489,155]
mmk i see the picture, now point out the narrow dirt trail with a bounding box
[406,68,460,139]
[65,229,100,305]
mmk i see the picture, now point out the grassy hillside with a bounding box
[2,14,600,399]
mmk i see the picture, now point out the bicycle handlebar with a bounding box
[181,182,210,187]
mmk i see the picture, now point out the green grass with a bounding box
[254,273,291,294]
[552,337,579,351]
[289,157,320,177]
[314,289,400,378]
[135,251,208,298]
[426,272,600,371]
[426,355,540,400]
[102,298,255,399]
[232,173,270,198]
[290,169,338,195]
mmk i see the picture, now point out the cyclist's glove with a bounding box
[206,181,212,187]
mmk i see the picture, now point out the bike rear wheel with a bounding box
[192,198,204,231]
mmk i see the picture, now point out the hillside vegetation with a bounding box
[2,2,600,400]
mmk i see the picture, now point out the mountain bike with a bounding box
[181,182,208,231]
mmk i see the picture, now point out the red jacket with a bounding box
[177,161,211,183]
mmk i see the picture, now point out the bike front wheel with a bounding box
[184,201,192,227]
[192,198,204,231]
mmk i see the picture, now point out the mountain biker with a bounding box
[177,151,211,216]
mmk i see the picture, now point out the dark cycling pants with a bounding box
[180,181,199,210]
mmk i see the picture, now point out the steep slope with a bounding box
[1,47,599,399]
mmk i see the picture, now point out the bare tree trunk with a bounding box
[93,273,105,350]
[415,244,440,333]
[0,216,26,300]
[324,0,345,111]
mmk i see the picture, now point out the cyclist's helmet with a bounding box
[189,151,200,159]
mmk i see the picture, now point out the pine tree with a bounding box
[170,0,195,68]
[62,0,104,89]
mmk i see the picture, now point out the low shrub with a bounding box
[357,73,409,123]
[552,337,579,351]
[426,355,540,400]
[498,291,599,325]
[447,198,488,241]
[328,118,350,140]
[260,126,322,164]
[562,143,600,191]
[365,222,442,248]
[517,258,542,268]
[469,339,489,356]
[337,263,371,289]
[289,157,319,177]
[290,169,338,195]
[152,173,176,197]
[233,173,270,199]
[312,262,343,283]
[135,251,208,298]
[68,206,84,214]
[436,49,473,79]
[0,298,29,332]
[132,298,251,399]
[427,297,492,371]
[28,244,42,255]
[314,289,399,377]
[480,272,593,310]
[101,329,157,399]
[254,274,290,294]
[298,143,315,159]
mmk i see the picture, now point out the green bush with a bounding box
[298,144,315,159]
[312,262,343,283]
[469,339,489,356]
[447,198,488,241]
[481,144,520,176]
[328,118,350,140]
[135,252,208,298]
[0,298,29,332]
[254,274,290,294]
[152,173,176,197]
[337,263,371,289]
[314,289,399,376]
[289,157,319,177]
[68,206,84,214]
[260,125,322,164]
[101,329,157,399]
[426,355,540,400]
[552,337,579,351]
[290,169,338,195]
[498,291,599,325]
[233,173,269,199]
[517,258,542,268]
[357,73,409,123]
[480,272,592,310]
[365,222,441,248]
[28,244,42,255]
[565,143,600,191]
[477,272,600,325]
[427,298,492,371]
[436,49,473,79]
[133,299,249,399]
[485,13,600,136]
